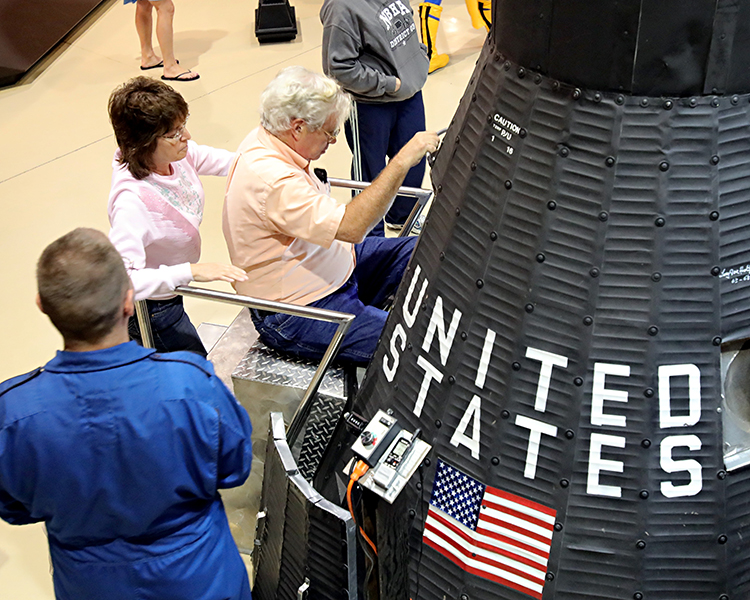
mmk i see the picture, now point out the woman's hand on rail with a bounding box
[190,263,248,284]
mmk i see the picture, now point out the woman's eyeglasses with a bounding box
[162,116,189,141]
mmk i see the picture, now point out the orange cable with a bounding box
[347,460,378,557]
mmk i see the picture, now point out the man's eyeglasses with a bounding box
[163,116,189,141]
[319,126,339,143]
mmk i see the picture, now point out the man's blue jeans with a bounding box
[251,235,417,365]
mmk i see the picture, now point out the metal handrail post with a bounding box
[285,313,351,444]
[134,299,155,349]
[328,178,433,237]
[328,178,428,199]
[327,128,446,237]
[174,285,355,445]
[398,189,433,237]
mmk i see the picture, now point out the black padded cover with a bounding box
[254,414,356,600]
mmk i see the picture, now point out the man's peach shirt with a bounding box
[223,127,355,305]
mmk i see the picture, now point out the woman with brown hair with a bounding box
[107,76,246,355]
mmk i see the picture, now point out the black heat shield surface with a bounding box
[494,0,750,96]
[338,27,750,600]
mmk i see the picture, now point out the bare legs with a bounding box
[133,0,199,80]
[135,0,160,68]
[151,0,180,77]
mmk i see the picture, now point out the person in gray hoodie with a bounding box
[321,0,430,236]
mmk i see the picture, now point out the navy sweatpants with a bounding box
[345,91,427,237]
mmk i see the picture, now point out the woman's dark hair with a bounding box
[108,76,189,180]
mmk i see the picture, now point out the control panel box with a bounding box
[348,410,432,504]
[350,410,399,466]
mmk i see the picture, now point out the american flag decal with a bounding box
[422,459,556,599]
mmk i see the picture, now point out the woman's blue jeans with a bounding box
[128,296,207,356]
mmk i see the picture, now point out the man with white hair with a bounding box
[223,66,439,365]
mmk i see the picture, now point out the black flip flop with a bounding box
[161,70,200,82]
[140,60,164,71]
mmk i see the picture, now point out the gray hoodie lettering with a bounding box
[321,0,429,103]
